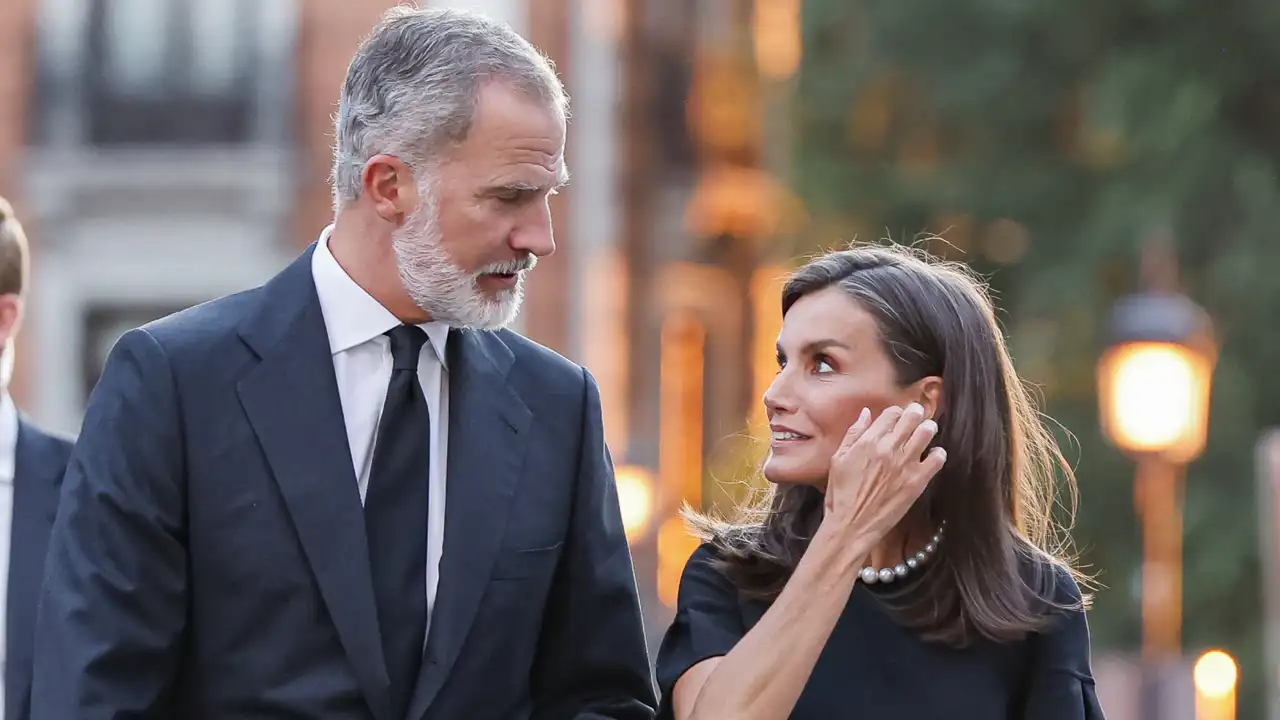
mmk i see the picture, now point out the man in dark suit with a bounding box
[0,198,74,720]
[31,7,656,720]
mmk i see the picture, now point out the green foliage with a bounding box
[793,0,1280,714]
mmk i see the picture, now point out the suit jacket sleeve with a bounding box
[529,368,658,720]
[32,328,188,719]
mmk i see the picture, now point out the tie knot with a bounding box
[385,325,428,371]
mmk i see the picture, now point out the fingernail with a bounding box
[936,447,947,461]
[858,407,870,423]
[907,402,924,415]
[921,419,937,434]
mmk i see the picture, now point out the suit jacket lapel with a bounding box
[236,246,392,720]
[6,422,63,720]
[406,329,531,719]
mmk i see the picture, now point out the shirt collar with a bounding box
[311,225,450,367]
[0,391,17,484]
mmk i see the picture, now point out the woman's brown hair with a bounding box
[686,244,1087,647]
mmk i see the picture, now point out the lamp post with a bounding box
[1097,242,1217,720]
[1194,649,1238,720]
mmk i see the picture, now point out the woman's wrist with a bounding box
[811,519,873,577]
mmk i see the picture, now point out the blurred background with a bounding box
[0,0,1278,717]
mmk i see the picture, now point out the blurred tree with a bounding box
[792,0,1280,715]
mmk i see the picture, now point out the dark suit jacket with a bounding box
[31,246,657,720]
[5,417,73,720]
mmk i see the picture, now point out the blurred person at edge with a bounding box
[655,245,1105,719]
[0,198,75,720]
[30,7,655,720]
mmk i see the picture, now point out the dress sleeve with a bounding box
[1021,566,1108,719]
[654,543,748,720]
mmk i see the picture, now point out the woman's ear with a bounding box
[915,376,943,421]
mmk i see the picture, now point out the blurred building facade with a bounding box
[0,0,591,434]
[0,0,799,646]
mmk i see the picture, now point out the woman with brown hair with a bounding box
[655,245,1104,719]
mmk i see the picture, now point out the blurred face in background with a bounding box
[0,295,20,389]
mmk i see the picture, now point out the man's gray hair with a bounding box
[331,5,568,210]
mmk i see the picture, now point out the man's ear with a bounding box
[361,154,420,224]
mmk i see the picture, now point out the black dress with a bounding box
[655,544,1106,720]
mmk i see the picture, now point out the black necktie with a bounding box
[365,325,430,718]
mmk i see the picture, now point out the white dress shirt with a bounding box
[311,226,450,637]
[0,392,19,718]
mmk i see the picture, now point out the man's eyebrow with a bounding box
[498,181,540,192]
[487,165,570,196]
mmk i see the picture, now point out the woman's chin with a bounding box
[762,461,828,489]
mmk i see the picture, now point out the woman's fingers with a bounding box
[834,407,872,457]
[914,446,948,484]
[885,402,926,452]
[902,416,939,463]
[863,405,905,448]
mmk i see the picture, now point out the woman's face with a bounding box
[762,286,936,488]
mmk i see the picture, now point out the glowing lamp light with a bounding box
[1097,294,1216,464]
[1194,650,1237,698]
[657,517,701,608]
[1098,341,1214,462]
[614,465,655,544]
[1194,649,1237,720]
[752,0,802,80]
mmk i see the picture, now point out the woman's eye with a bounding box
[815,359,834,373]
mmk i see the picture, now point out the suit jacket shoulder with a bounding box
[491,329,589,395]
[18,417,75,475]
[135,285,265,361]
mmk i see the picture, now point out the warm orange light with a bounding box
[657,516,701,608]
[749,265,787,436]
[656,312,707,608]
[614,465,655,544]
[659,312,706,508]
[687,55,761,156]
[753,0,802,80]
[1098,341,1214,463]
[1194,650,1237,719]
[583,249,629,459]
[683,164,799,241]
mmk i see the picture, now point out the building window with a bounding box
[83,0,255,145]
[31,0,296,147]
[81,303,192,403]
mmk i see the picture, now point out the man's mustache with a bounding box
[478,255,537,275]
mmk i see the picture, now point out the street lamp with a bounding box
[614,465,657,545]
[1194,649,1238,720]
[1098,293,1217,465]
[1097,246,1217,720]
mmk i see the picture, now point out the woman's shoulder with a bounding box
[1015,545,1090,621]
[681,542,738,590]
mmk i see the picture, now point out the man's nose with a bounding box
[510,200,556,258]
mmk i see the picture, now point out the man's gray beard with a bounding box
[390,194,527,330]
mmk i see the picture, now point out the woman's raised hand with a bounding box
[823,403,946,542]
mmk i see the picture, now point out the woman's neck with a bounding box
[866,520,936,570]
